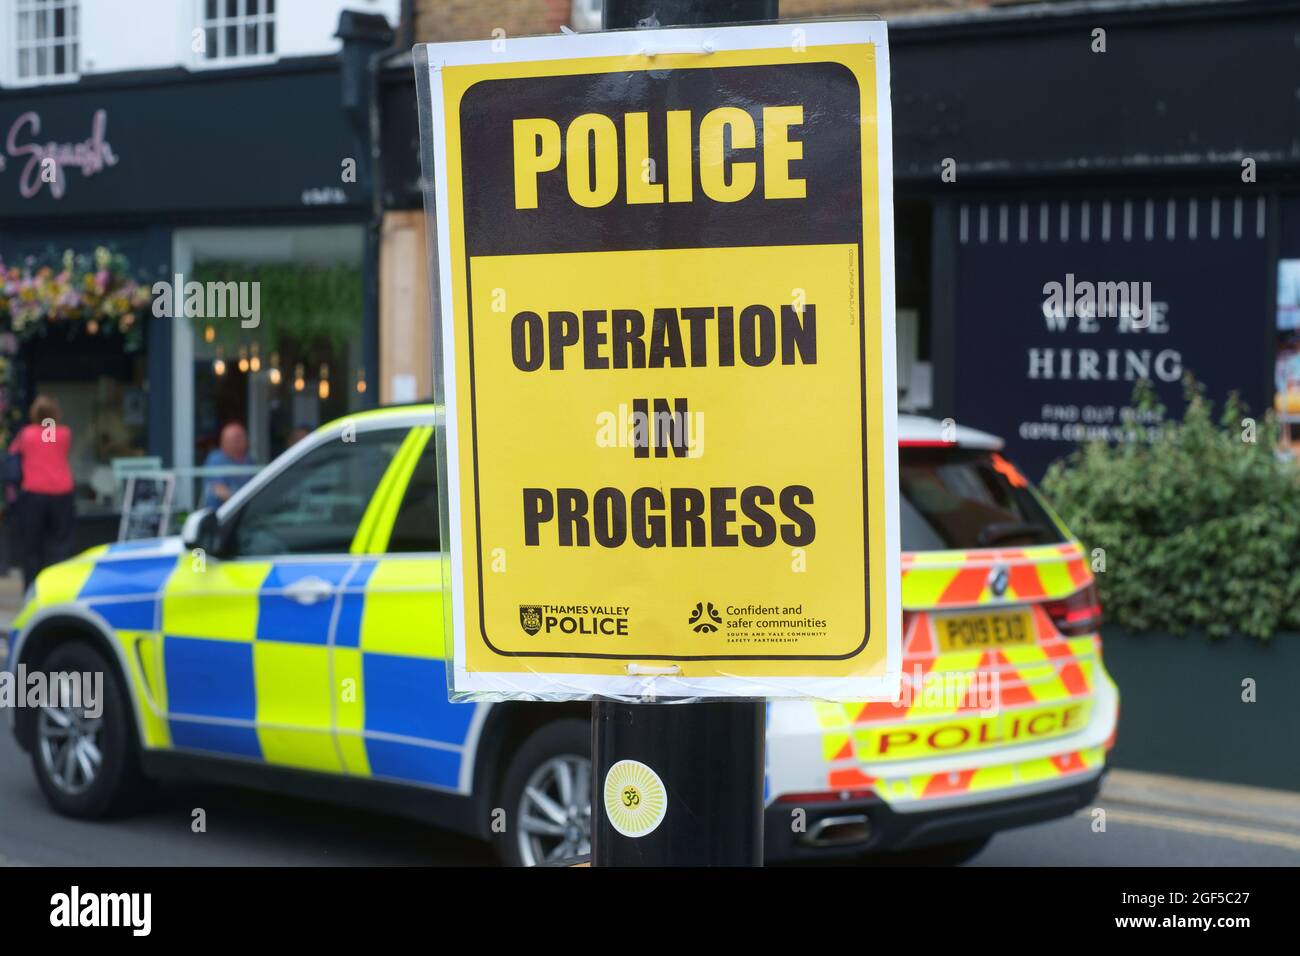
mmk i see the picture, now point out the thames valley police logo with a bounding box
[519,605,543,636]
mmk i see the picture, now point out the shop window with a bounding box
[199,0,275,63]
[25,340,149,516]
[14,0,79,83]
[190,258,365,469]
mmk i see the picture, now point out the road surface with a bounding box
[0,722,1296,866]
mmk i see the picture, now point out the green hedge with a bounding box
[1041,379,1300,639]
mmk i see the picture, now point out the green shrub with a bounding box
[1040,378,1300,639]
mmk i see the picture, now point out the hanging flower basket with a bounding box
[0,247,152,352]
[0,247,152,452]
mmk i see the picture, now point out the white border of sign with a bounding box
[425,21,901,700]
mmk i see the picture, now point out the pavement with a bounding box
[1101,769,1300,843]
[1,572,1298,865]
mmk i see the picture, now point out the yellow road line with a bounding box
[1081,807,1300,852]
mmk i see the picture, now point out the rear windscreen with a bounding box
[899,447,1067,551]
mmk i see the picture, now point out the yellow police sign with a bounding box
[418,21,901,700]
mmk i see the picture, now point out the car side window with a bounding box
[386,440,440,553]
[226,429,406,558]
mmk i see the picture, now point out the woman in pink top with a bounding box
[8,395,76,588]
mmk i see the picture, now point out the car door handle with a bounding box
[283,576,335,606]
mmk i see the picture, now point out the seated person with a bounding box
[202,422,255,510]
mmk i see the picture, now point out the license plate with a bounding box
[937,610,1033,651]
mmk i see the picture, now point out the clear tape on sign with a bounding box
[634,40,717,57]
[625,664,683,676]
[447,664,806,705]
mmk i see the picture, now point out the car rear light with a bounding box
[1044,583,1102,636]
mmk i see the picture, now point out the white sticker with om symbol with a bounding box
[603,759,668,838]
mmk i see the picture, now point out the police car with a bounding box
[4,405,1118,865]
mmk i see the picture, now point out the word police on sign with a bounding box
[417,21,901,700]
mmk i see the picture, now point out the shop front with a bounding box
[888,0,1300,476]
[944,192,1272,478]
[171,224,368,504]
[374,0,1300,479]
[0,50,379,545]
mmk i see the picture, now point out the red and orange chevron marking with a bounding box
[817,543,1111,803]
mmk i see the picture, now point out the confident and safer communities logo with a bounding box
[689,601,722,633]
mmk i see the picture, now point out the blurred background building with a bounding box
[380,0,1300,476]
[0,0,398,544]
[2,0,1298,548]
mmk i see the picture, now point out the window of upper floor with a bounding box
[12,0,80,86]
[1,1,399,88]
[196,0,276,66]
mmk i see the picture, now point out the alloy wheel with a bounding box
[37,704,103,796]
[515,754,592,866]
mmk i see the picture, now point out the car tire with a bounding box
[30,641,146,819]
[494,719,592,867]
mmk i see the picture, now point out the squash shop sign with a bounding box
[0,108,118,200]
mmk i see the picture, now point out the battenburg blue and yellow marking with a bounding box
[13,419,465,791]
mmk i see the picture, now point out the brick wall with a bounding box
[413,0,573,43]
[413,0,999,43]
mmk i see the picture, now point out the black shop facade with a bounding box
[369,1,1300,478]
[0,41,383,547]
[889,0,1300,476]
